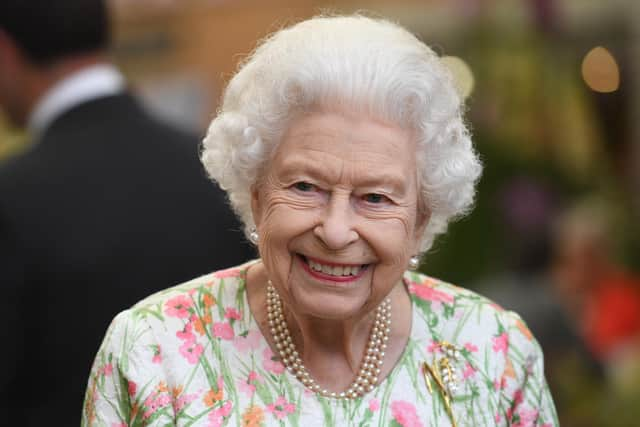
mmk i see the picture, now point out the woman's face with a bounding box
[252,110,427,320]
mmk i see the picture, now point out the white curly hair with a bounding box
[201,14,482,254]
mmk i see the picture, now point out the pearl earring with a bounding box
[249,228,259,245]
[409,255,420,270]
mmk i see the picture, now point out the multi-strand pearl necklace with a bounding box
[266,281,392,399]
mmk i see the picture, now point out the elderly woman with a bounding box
[83,15,557,426]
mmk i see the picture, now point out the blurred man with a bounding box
[0,2,253,424]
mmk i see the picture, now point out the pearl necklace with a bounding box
[266,281,392,399]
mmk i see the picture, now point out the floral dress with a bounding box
[82,261,558,427]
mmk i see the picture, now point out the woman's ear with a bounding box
[250,184,262,228]
[412,207,430,254]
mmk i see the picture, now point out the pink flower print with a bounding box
[512,408,539,427]
[173,392,198,414]
[266,396,296,420]
[206,398,234,427]
[462,362,476,379]
[219,400,233,417]
[464,342,478,353]
[214,267,241,279]
[512,389,524,406]
[494,377,507,390]
[179,340,204,364]
[369,398,380,412]
[143,392,171,419]
[495,413,502,423]
[492,332,509,355]
[212,322,235,340]
[112,423,127,427]
[177,322,196,343]
[391,400,424,427]
[224,307,242,320]
[239,379,256,397]
[103,363,113,377]
[427,340,441,353]
[239,371,263,397]
[128,381,137,397]
[207,411,223,427]
[165,294,194,318]
[407,280,454,304]
[152,345,162,364]
[262,347,285,374]
[233,329,262,353]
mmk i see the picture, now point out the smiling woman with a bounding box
[83,15,558,426]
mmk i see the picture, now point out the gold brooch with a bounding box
[422,341,461,427]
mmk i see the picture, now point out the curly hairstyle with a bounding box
[201,14,482,254]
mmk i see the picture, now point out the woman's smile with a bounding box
[296,253,370,283]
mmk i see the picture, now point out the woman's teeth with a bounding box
[307,259,362,276]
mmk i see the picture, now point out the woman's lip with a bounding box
[298,255,368,283]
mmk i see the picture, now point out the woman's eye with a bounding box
[293,182,315,192]
[363,193,390,204]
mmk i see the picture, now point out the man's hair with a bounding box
[0,0,109,65]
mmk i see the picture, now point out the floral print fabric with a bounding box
[83,261,558,426]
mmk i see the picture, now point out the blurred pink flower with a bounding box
[464,342,478,352]
[128,381,137,397]
[369,398,380,412]
[103,363,113,377]
[463,362,476,379]
[238,371,262,398]
[233,329,262,353]
[176,322,195,343]
[165,295,193,318]
[262,347,285,374]
[512,407,539,427]
[179,340,204,364]
[224,307,242,320]
[391,400,423,427]
[152,345,162,364]
[492,332,509,355]
[408,281,454,304]
[427,340,441,353]
[214,267,241,279]
[173,392,198,413]
[212,322,235,340]
[266,396,296,420]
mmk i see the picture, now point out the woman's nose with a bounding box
[313,195,359,250]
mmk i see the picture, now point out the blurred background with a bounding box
[1,0,638,425]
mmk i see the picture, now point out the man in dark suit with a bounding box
[0,2,254,424]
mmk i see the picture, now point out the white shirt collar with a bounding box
[28,64,125,136]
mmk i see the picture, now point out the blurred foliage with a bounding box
[421,17,639,284]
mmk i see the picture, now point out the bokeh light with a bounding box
[581,46,620,93]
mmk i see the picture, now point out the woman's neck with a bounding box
[246,261,412,392]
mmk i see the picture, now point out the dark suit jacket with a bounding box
[0,93,255,425]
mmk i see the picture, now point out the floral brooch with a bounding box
[422,341,463,427]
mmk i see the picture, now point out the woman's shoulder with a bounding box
[404,270,537,349]
[404,270,503,309]
[128,260,256,315]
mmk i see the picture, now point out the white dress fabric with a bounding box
[83,261,558,426]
